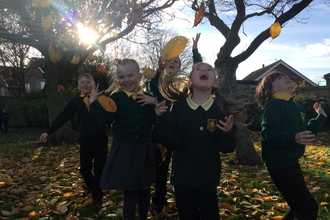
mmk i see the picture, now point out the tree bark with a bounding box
[44,61,77,145]
[215,61,262,165]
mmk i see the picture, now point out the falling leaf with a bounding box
[40,0,51,8]
[42,14,52,31]
[97,96,117,112]
[270,21,281,39]
[194,2,205,27]
[70,55,80,64]
[48,44,62,63]
[143,67,156,79]
[162,36,188,61]
[320,202,329,206]
[58,85,66,92]
[97,65,107,74]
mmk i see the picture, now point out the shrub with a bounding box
[4,91,48,127]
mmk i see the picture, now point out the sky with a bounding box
[163,0,330,85]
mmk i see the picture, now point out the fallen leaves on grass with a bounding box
[0,132,330,219]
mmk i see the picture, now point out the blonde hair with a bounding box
[106,58,141,94]
[78,73,94,83]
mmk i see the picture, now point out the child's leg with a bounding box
[175,191,200,220]
[197,192,220,220]
[79,137,94,192]
[123,190,138,220]
[92,134,108,203]
[138,188,151,220]
[269,163,318,220]
[152,145,171,213]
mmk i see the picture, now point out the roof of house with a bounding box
[243,59,317,86]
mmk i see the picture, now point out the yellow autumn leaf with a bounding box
[40,0,51,8]
[320,202,329,206]
[42,14,52,31]
[162,36,188,61]
[49,44,62,63]
[270,21,282,39]
[97,96,117,112]
[143,67,156,79]
[273,216,283,220]
[70,55,80,64]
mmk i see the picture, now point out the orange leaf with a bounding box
[58,85,66,92]
[143,67,156,79]
[97,65,107,74]
[194,2,205,27]
[97,96,117,112]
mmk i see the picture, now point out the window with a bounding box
[25,83,30,93]
[36,81,45,90]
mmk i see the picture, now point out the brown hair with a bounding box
[158,62,246,126]
[255,71,288,109]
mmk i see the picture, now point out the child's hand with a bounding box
[313,102,327,118]
[89,84,103,104]
[216,115,234,132]
[295,130,316,145]
[137,94,156,106]
[158,56,167,72]
[192,33,201,49]
[40,132,48,142]
[155,100,168,116]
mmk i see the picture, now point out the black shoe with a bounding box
[153,205,164,216]
[93,199,103,207]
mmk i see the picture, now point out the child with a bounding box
[147,33,203,215]
[255,71,327,220]
[89,58,156,220]
[39,73,109,207]
[155,62,244,220]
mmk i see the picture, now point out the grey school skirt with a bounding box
[100,140,154,191]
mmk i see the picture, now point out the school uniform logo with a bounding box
[207,119,217,132]
[300,112,305,122]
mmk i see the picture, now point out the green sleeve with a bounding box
[192,48,202,64]
[260,102,296,147]
[90,101,115,126]
[307,114,327,134]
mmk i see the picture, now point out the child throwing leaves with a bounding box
[40,73,108,207]
[255,71,327,220]
[155,62,245,220]
[89,58,156,220]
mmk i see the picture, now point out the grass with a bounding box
[0,128,330,219]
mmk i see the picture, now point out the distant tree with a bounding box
[136,28,195,72]
[188,0,317,165]
[0,0,177,144]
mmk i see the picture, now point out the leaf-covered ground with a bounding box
[0,129,330,220]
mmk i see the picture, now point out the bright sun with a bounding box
[77,23,99,44]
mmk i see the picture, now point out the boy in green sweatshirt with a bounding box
[255,71,327,220]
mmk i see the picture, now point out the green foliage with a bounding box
[4,91,48,127]
[294,94,330,130]
[243,93,330,131]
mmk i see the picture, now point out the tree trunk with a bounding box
[215,62,262,165]
[44,61,77,145]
